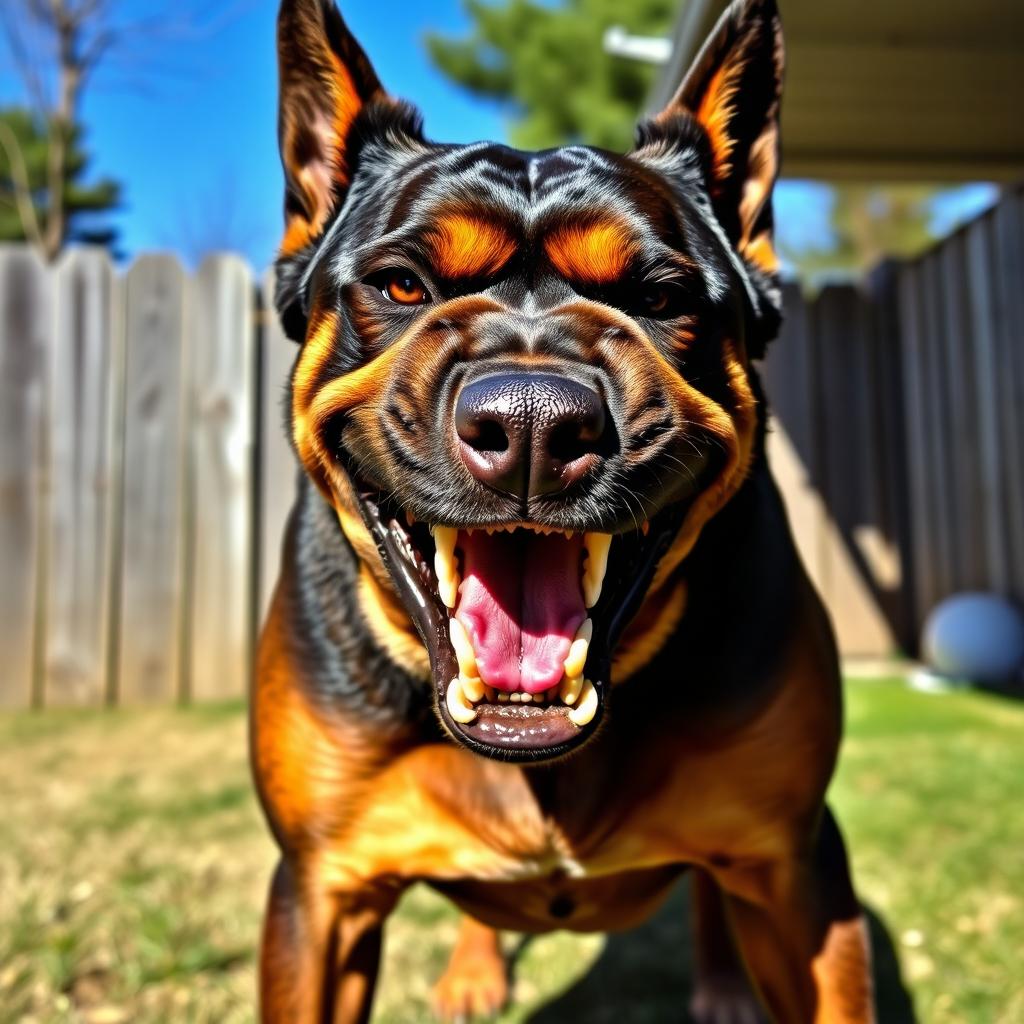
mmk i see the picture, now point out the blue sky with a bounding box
[0,0,997,270]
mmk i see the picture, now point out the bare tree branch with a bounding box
[1,0,255,259]
[0,122,45,251]
[0,8,51,114]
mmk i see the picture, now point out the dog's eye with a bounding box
[378,270,430,305]
[637,284,680,318]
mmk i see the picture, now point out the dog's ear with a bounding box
[640,0,784,285]
[276,0,396,340]
[278,0,382,256]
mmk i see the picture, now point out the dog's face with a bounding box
[275,0,784,762]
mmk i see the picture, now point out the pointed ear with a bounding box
[651,0,784,275]
[277,0,384,257]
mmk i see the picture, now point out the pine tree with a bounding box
[0,106,120,251]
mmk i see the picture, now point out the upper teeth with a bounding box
[582,533,612,608]
[433,525,460,608]
[449,618,478,678]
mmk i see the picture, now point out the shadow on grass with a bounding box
[519,882,916,1023]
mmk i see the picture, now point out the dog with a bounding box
[252,0,875,1020]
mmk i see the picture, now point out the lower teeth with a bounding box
[444,675,599,727]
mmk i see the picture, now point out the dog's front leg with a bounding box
[689,868,765,1023]
[714,809,875,1024]
[259,857,399,1024]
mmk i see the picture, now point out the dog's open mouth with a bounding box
[439,525,602,725]
[358,495,682,762]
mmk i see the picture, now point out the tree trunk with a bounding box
[43,0,80,262]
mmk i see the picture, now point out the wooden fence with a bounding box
[763,184,1024,655]
[0,248,295,708]
[0,185,1021,705]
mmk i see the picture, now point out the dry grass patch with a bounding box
[1,681,1022,1022]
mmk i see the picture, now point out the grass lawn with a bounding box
[1,678,1021,1023]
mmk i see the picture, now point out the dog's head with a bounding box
[275,0,784,762]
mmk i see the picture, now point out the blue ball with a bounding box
[923,592,1024,685]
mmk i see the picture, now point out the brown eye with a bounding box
[381,270,429,305]
[640,285,671,315]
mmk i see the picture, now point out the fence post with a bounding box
[41,248,121,706]
[116,254,190,704]
[185,254,257,702]
[0,246,52,708]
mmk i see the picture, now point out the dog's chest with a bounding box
[321,740,734,894]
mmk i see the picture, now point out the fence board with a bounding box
[42,250,121,705]
[897,263,937,630]
[938,232,986,590]
[964,216,1010,593]
[811,285,893,654]
[867,263,915,646]
[763,283,825,587]
[185,255,257,702]
[0,247,51,707]
[257,271,298,625]
[116,255,189,703]
[990,193,1024,589]
[918,252,956,600]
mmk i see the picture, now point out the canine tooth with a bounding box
[560,674,584,706]
[582,533,612,608]
[437,575,460,609]
[563,618,593,679]
[446,678,477,724]
[433,526,460,608]
[568,679,598,727]
[449,618,477,678]
[460,673,485,702]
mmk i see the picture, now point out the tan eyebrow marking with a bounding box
[544,218,641,285]
[426,213,518,279]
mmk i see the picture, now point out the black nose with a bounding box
[454,372,607,500]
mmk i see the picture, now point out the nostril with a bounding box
[460,417,509,454]
[547,420,599,464]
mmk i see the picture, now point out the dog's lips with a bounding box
[356,493,683,763]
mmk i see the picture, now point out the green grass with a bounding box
[0,679,1021,1023]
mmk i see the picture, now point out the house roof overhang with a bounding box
[648,0,1024,182]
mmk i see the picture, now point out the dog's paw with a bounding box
[431,952,509,1022]
[689,972,767,1024]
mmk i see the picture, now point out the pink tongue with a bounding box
[454,531,586,693]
